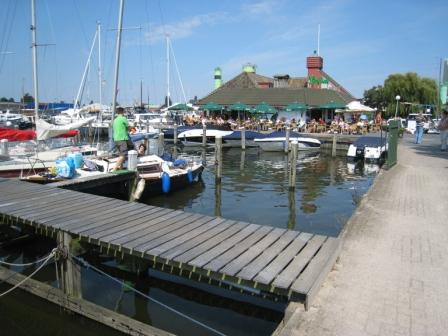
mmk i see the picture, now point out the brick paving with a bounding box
[276,134,448,336]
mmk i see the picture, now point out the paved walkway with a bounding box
[277,134,448,336]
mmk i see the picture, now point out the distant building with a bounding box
[198,53,355,121]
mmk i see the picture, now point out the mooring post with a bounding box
[143,135,149,155]
[158,132,164,156]
[240,149,245,171]
[0,139,9,157]
[215,181,222,217]
[287,190,296,230]
[241,127,246,150]
[202,124,207,147]
[57,231,82,299]
[288,140,298,190]
[173,124,178,145]
[332,133,337,157]
[215,135,222,183]
[284,127,290,154]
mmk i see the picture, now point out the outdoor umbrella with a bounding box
[228,102,250,121]
[168,103,193,111]
[202,102,222,112]
[254,102,277,114]
[284,102,307,112]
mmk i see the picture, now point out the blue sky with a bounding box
[0,0,447,106]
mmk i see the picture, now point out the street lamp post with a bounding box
[394,95,401,118]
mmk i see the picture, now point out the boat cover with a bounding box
[353,136,387,147]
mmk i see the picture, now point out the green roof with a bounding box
[198,88,351,108]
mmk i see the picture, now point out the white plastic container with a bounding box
[127,150,138,171]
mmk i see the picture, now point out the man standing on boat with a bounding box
[112,107,132,171]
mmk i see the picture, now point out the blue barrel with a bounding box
[68,152,83,168]
[162,172,171,193]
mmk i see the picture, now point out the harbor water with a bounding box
[0,142,377,336]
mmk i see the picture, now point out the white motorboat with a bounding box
[347,136,387,163]
[254,131,321,152]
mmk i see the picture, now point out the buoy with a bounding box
[162,172,171,193]
[132,179,146,200]
[187,169,193,184]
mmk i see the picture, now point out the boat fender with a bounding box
[187,169,193,184]
[162,172,171,193]
[133,179,146,200]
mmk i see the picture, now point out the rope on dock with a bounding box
[70,253,228,336]
[0,248,57,298]
[0,251,57,267]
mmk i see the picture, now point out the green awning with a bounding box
[228,102,250,111]
[318,101,346,109]
[168,103,193,111]
[284,102,307,111]
[253,102,277,114]
[202,102,222,111]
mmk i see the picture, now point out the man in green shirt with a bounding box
[112,107,132,171]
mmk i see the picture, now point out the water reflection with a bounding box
[147,148,376,237]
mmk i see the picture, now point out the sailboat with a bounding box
[0,0,97,178]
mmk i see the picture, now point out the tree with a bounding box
[364,73,437,117]
[8,97,14,102]
[0,97,8,102]
[21,93,35,104]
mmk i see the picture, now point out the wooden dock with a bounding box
[0,178,340,309]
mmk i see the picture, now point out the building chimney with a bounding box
[307,54,324,88]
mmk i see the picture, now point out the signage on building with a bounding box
[308,75,329,85]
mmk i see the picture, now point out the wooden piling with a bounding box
[288,140,298,190]
[215,135,222,183]
[332,133,337,157]
[202,124,207,147]
[173,124,178,145]
[158,132,164,156]
[284,127,290,154]
[56,231,82,298]
[241,127,246,150]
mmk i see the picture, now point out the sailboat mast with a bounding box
[166,34,170,107]
[140,79,143,108]
[98,21,102,107]
[31,0,39,125]
[109,0,125,148]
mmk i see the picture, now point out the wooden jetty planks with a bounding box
[290,237,341,295]
[272,235,327,290]
[96,208,184,247]
[172,222,250,265]
[219,228,286,277]
[253,232,313,285]
[145,217,228,257]
[236,230,300,281]
[115,210,196,251]
[0,178,342,307]
[134,215,215,253]
[189,224,261,268]
[203,225,274,272]
[160,220,237,261]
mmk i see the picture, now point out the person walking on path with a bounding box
[438,110,448,151]
[112,107,132,171]
[415,111,425,144]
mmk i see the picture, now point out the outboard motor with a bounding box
[355,146,365,159]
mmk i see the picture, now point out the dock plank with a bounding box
[189,224,260,268]
[219,228,286,277]
[237,230,300,281]
[253,232,313,285]
[160,220,237,261]
[272,235,327,290]
[145,217,227,256]
[203,225,274,272]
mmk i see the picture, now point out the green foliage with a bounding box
[0,97,8,102]
[364,73,437,117]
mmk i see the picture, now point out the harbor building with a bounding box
[198,53,355,121]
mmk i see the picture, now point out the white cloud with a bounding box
[144,12,227,44]
[242,0,278,16]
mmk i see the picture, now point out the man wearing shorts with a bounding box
[112,107,131,171]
